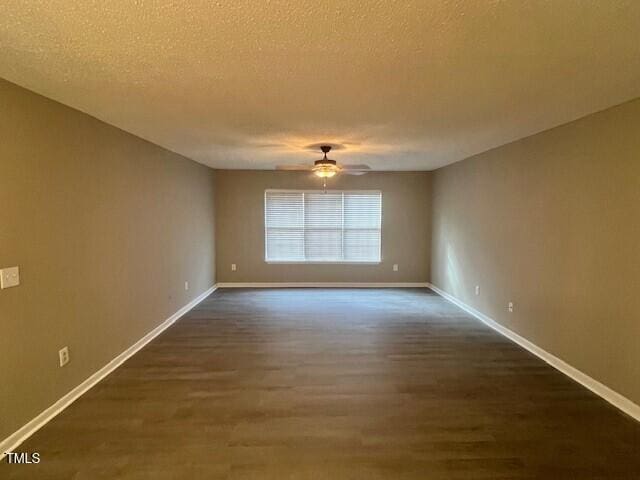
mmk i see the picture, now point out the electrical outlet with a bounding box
[393,264,399,272]
[508,302,514,313]
[231,264,237,271]
[475,285,480,296]
[0,266,20,289]
[184,281,189,291]
[59,347,69,367]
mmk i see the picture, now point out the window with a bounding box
[265,190,382,263]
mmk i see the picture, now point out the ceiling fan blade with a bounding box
[340,164,371,171]
[276,164,313,171]
[342,170,369,175]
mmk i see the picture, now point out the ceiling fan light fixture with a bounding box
[312,165,339,178]
[274,145,370,178]
[312,155,339,177]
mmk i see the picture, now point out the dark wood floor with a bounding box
[4,288,640,479]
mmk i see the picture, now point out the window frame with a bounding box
[264,189,383,264]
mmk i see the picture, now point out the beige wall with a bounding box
[431,98,640,405]
[0,79,216,440]
[215,170,431,283]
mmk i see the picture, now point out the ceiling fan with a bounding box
[276,145,371,178]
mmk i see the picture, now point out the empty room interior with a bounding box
[1,2,639,478]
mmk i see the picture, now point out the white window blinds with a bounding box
[265,190,382,263]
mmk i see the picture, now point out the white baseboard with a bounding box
[1,285,217,460]
[216,282,430,288]
[427,283,640,422]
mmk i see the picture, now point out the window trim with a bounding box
[264,189,383,264]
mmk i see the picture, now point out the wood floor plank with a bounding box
[3,288,639,478]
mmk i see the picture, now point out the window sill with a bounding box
[265,261,382,265]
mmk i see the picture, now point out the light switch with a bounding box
[0,266,20,289]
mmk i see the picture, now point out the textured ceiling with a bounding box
[1,1,640,171]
